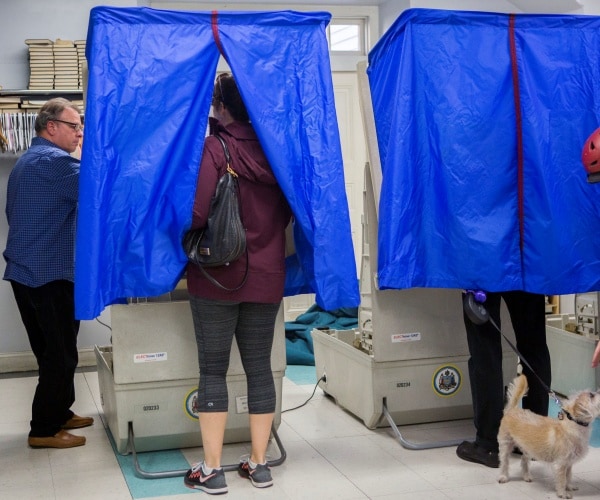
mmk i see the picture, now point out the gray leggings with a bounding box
[189,297,280,414]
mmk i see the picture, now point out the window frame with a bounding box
[327,18,367,56]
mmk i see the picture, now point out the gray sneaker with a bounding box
[184,461,228,495]
[238,458,273,488]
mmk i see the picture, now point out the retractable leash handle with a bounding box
[463,290,489,325]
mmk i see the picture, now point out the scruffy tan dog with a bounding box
[498,374,600,498]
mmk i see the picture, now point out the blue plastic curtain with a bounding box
[75,7,359,319]
[368,8,600,295]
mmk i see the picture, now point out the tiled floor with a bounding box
[2,367,600,500]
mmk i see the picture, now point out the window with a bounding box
[327,18,366,55]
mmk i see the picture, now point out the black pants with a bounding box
[10,280,80,437]
[463,291,551,453]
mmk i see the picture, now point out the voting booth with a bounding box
[95,282,286,455]
[311,64,518,448]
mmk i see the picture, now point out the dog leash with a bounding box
[488,312,589,426]
[463,291,564,412]
[487,314,566,406]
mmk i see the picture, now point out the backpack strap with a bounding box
[214,134,237,177]
[199,133,248,291]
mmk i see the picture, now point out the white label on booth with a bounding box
[133,352,168,363]
[236,396,249,414]
[391,332,421,343]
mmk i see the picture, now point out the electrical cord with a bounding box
[281,374,326,413]
[95,317,112,331]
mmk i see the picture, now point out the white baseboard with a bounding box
[0,348,97,374]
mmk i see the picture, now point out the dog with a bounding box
[498,374,600,498]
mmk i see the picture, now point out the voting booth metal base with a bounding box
[95,295,287,477]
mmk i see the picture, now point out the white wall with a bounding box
[0,0,136,90]
[561,294,576,315]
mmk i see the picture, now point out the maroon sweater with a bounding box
[186,119,292,303]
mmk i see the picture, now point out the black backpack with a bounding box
[183,134,248,290]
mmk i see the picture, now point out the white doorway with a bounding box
[283,71,367,321]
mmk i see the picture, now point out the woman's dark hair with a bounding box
[212,73,250,123]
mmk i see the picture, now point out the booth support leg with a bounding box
[382,399,469,450]
[128,421,287,479]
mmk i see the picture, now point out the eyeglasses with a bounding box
[52,119,84,132]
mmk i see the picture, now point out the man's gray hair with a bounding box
[35,97,82,133]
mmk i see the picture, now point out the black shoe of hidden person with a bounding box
[456,440,499,468]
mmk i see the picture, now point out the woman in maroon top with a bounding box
[184,73,292,495]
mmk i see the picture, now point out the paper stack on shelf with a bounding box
[75,40,86,90]
[25,39,54,90]
[0,96,22,112]
[53,39,79,90]
[20,98,85,114]
[20,99,48,110]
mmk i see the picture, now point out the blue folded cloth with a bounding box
[284,304,358,365]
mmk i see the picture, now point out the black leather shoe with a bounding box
[456,440,499,468]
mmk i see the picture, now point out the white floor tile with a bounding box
[373,492,451,500]
[3,366,600,500]
[282,395,372,441]
[440,481,535,499]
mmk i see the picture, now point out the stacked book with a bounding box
[25,39,54,90]
[14,98,84,114]
[75,40,86,90]
[20,99,50,111]
[53,39,79,90]
[0,96,22,112]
